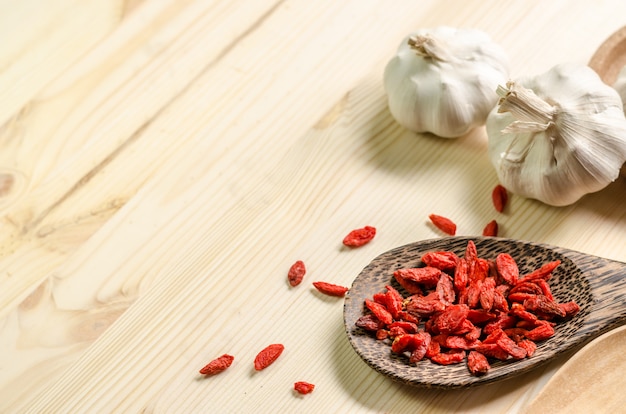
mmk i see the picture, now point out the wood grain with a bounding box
[1,0,626,412]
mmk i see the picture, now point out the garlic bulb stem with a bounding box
[407,35,451,62]
[497,82,556,133]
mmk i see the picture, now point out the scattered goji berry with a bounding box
[342,226,376,247]
[254,344,284,371]
[492,184,508,213]
[294,381,315,395]
[312,281,349,297]
[199,354,234,376]
[288,260,306,287]
[429,214,457,235]
[482,219,498,237]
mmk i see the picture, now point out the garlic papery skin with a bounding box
[487,63,626,206]
[383,26,509,138]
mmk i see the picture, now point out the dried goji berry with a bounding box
[492,184,508,213]
[312,281,349,297]
[429,214,457,235]
[453,258,469,291]
[525,322,555,341]
[558,301,581,318]
[517,339,537,357]
[199,354,234,376]
[421,251,459,270]
[294,381,315,395]
[394,267,442,287]
[522,260,561,281]
[342,226,376,247]
[482,219,498,237]
[365,299,393,325]
[523,295,566,318]
[436,273,455,304]
[254,344,284,371]
[434,304,469,335]
[496,253,519,285]
[383,285,404,319]
[430,350,466,365]
[288,260,306,287]
[355,314,384,332]
[468,350,490,376]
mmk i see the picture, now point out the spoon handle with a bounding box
[567,250,626,339]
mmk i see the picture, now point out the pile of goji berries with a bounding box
[355,240,580,376]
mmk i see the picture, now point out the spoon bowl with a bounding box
[343,236,626,388]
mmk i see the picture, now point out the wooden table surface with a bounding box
[2,1,626,412]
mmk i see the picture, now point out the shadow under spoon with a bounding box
[343,236,626,388]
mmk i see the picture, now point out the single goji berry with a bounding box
[254,344,284,371]
[522,260,561,281]
[558,301,580,318]
[294,381,315,395]
[342,226,376,247]
[482,219,498,237]
[434,304,469,335]
[355,314,383,331]
[479,277,496,311]
[517,339,537,357]
[312,281,349,297]
[199,354,234,376]
[421,251,459,270]
[365,299,393,325]
[288,260,306,287]
[394,267,442,287]
[383,285,404,319]
[430,350,466,365]
[405,292,446,317]
[376,329,389,340]
[468,350,490,376]
[429,214,457,235]
[496,253,519,285]
[525,322,555,341]
[492,184,508,213]
[523,295,566,318]
[453,258,469,292]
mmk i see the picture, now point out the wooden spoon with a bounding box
[343,236,626,388]
[525,324,626,413]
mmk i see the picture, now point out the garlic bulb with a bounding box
[383,26,509,138]
[487,63,626,206]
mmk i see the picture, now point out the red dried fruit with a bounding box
[343,226,376,247]
[436,273,456,304]
[496,253,519,285]
[430,350,466,365]
[428,214,457,235]
[434,304,469,335]
[468,350,490,375]
[394,267,442,287]
[365,299,393,325]
[199,354,234,376]
[254,344,284,371]
[288,260,306,287]
[355,314,384,332]
[558,301,581,318]
[517,339,537,357]
[312,281,349,297]
[492,184,508,213]
[354,240,579,378]
[294,381,315,395]
[454,258,469,292]
[525,322,555,341]
[482,220,498,237]
[522,260,561,281]
[421,251,459,270]
[384,285,404,319]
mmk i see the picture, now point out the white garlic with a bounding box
[383,26,509,138]
[487,63,626,206]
